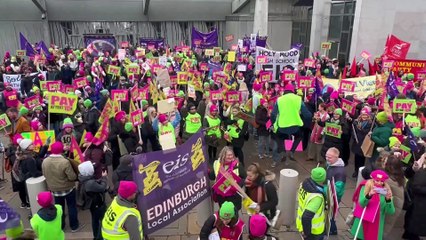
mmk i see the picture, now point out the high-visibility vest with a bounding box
[276,93,303,128]
[102,197,143,240]
[295,184,325,235]
[185,113,202,134]
[213,160,239,177]
[205,116,221,138]
[227,119,244,139]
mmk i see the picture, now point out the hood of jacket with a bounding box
[328,158,345,167]
[302,178,324,194]
[37,205,57,221]
[78,174,94,183]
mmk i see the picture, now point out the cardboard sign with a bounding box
[382,60,395,69]
[256,56,268,64]
[108,65,121,76]
[231,45,238,51]
[199,63,208,71]
[213,47,221,53]
[188,84,196,99]
[157,98,175,114]
[177,72,188,85]
[40,81,47,92]
[339,79,356,92]
[130,109,144,126]
[73,77,88,89]
[297,76,314,89]
[21,131,55,152]
[47,92,78,114]
[0,113,11,130]
[304,58,315,68]
[111,89,129,102]
[126,64,140,75]
[321,42,332,50]
[159,56,168,67]
[225,34,234,42]
[361,50,371,59]
[325,122,342,138]
[400,145,412,164]
[151,64,162,74]
[46,81,62,92]
[227,51,236,62]
[210,90,223,101]
[120,41,129,48]
[393,99,416,113]
[226,91,241,103]
[24,95,41,110]
[205,49,214,56]
[282,70,297,81]
[260,71,273,82]
[341,98,356,115]
[118,49,126,60]
[16,50,26,57]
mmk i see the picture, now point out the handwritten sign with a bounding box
[393,99,416,113]
[339,79,356,92]
[382,60,395,69]
[304,59,315,68]
[0,114,11,130]
[16,50,26,57]
[111,89,129,102]
[46,81,62,92]
[108,65,121,76]
[361,50,371,59]
[226,91,241,103]
[260,71,273,82]
[297,76,314,89]
[177,72,188,85]
[321,42,332,50]
[126,64,140,75]
[24,95,41,110]
[73,77,88,89]
[325,122,342,138]
[225,34,234,42]
[210,90,223,101]
[341,98,356,115]
[282,70,297,81]
[237,64,247,72]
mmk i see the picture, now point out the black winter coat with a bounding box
[255,106,269,136]
[351,119,372,156]
[319,117,347,159]
[406,169,426,236]
[84,107,100,135]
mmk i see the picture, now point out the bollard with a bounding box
[278,168,299,227]
[26,176,47,215]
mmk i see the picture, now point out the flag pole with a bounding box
[354,207,367,240]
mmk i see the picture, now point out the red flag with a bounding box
[368,59,375,76]
[92,120,110,146]
[350,57,357,77]
[342,66,347,79]
[383,34,411,60]
[70,136,84,163]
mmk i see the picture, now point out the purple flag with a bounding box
[191,27,218,49]
[83,35,116,57]
[0,199,21,232]
[386,72,399,98]
[19,33,37,57]
[291,43,303,51]
[132,131,210,235]
[313,77,322,99]
[242,35,268,51]
[36,41,52,60]
[405,123,419,153]
[140,38,165,49]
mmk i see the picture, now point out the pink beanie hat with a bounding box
[367,97,376,106]
[30,119,41,131]
[284,83,295,92]
[118,181,138,199]
[85,132,94,142]
[249,214,268,237]
[51,141,64,154]
[13,134,23,145]
[210,105,218,112]
[37,192,53,208]
[330,91,339,100]
[158,114,168,123]
[115,111,127,122]
[253,82,262,92]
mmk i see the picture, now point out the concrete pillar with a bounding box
[253,0,269,36]
[309,0,332,53]
[278,168,299,227]
[26,176,48,215]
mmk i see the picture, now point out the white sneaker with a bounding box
[259,155,264,159]
[271,210,280,227]
[271,162,277,168]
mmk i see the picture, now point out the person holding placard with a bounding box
[352,108,373,178]
[203,105,222,163]
[225,106,248,165]
[141,106,163,153]
[370,112,395,166]
[307,103,329,164]
[319,108,348,163]
[182,103,202,141]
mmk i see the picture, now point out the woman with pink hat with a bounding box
[203,104,222,163]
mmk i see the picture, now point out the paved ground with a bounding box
[0,134,407,239]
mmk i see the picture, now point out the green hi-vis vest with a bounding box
[205,116,222,138]
[296,184,325,235]
[102,197,143,240]
[276,93,303,128]
[158,122,176,143]
[227,119,244,139]
[185,113,202,134]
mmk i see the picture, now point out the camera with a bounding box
[41,13,46,20]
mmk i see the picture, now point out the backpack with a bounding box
[11,160,24,182]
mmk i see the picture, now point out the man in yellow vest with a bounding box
[102,181,143,240]
[183,103,202,140]
[296,167,326,240]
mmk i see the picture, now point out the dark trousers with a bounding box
[90,204,106,240]
[208,146,217,164]
[54,189,79,230]
[342,134,351,166]
[354,154,365,174]
[18,184,29,205]
[141,134,162,153]
[233,147,244,166]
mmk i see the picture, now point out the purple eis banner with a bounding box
[140,38,165,48]
[0,199,21,232]
[132,131,210,235]
[191,27,218,49]
[83,35,116,56]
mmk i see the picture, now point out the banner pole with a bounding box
[47,113,50,130]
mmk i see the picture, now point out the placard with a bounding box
[231,45,238,51]
[120,41,129,48]
[108,65,121,76]
[321,42,332,50]
[361,50,371,59]
[260,71,273,82]
[256,56,268,64]
[339,79,356,92]
[46,81,62,92]
[210,90,223,101]
[130,109,144,126]
[21,131,55,152]
[416,71,426,81]
[111,89,129,102]
[297,76,314,89]
[400,145,412,164]
[237,64,247,72]
[73,77,88,89]
[281,70,297,81]
[24,95,41,110]
[199,63,209,71]
[227,51,236,62]
[0,113,11,130]
[225,34,234,42]
[226,91,241,103]
[341,98,356,115]
[205,49,214,56]
[157,98,176,114]
[188,84,196,99]
[16,50,26,57]
[304,58,315,68]
[118,49,126,61]
[177,72,188,85]
[47,92,78,114]
[325,122,342,138]
[159,56,168,66]
[126,64,140,75]
[382,60,395,69]
[393,99,416,113]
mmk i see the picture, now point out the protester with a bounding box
[370,111,395,166]
[351,108,373,177]
[307,103,329,163]
[225,106,248,165]
[30,192,64,240]
[255,99,270,160]
[112,154,134,195]
[319,108,348,162]
[248,213,277,240]
[6,107,31,135]
[182,103,202,141]
[203,104,222,163]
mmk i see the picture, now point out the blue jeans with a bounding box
[54,189,79,230]
[258,135,270,156]
[272,136,284,163]
[91,204,106,240]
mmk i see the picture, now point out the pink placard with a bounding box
[297,76,314,89]
[281,70,297,81]
[339,79,356,92]
[111,89,129,102]
[226,91,241,103]
[73,77,88,89]
[259,71,273,82]
[256,56,268,64]
[231,45,238,51]
[46,81,62,92]
[199,63,208,71]
[210,90,223,101]
[284,139,303,151]
[341,98,356,115]
[416,71,426,81]
[360,50,371,59]
[383,60,395,69]
[24,95,41,109]
[304,59,315,68]
[62,84,76,94]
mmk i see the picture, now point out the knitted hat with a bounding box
[407,73,415,80]
[284,83,295,92]
[115,111,127,121]
[100,89,109,96]
[334,108,343,116]
[19,107,29,116]
[323,69,330,74]
[376,112,388,124]
[360,108,370,116]
[62,117,74,129]
[204,82,210,87]
[296,89,303,96]
[124,122,133,132]
[37,192,53,208]
[371,169,389,182]
[78,161,94,177]
[210,105,218,112]
[260,98,267,105]
[50,141,64,154]
[311,167,326,184]
[158,114,168,124]
[86,75,93,82]
[83,99,93,108]
[419,129,426,139]
[84,85,91,91]
[75,90,82,95]
[13,134,23,145]
[253,82,262,92]
[249,214,268,238]
[177,90,185,97]
[18,139,33,151]
[219,201,235,220]
[30,119,41,131]
[141,100,148,106]
[389,136,401,148]
[118,181,138,199]
[84,132,94,142]
[367,97,376,105]
[330,91,339,100]
[406,81,415,91]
